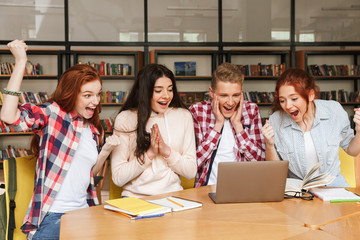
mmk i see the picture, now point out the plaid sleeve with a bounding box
[234,102,265,161]
[8,103,48,132]
[189,103,221,168]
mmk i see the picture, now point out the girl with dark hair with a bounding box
[0,40,120,239]
[261,68,360,187]
[111,63,197,197]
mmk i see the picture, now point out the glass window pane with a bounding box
[148,0,218,42]
[69,0,144,42]
[0,0,64,41]
[296,0,360,42]
[223,0,290,42]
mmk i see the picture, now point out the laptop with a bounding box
[208,161,289,204]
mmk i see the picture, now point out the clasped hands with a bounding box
[147,123,171,160]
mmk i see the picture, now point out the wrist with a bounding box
[214,121,224,132]
[162,147,171,158]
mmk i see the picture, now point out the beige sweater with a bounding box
[111,107,197,197]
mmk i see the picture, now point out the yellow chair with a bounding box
[339,148,356,187]
[4,155,37,240]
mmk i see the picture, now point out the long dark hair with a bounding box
[120,63,186,164]
[31,64,103,158]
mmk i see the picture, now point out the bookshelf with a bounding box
[149,49,218,105]
[296,50,360,105]
[0,49,62,157]
[72,50,144,133]
[224,49,290,118]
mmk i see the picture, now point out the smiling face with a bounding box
[210,81,242,119]
[151,76,174,115]
[74,80,102,120]
[278,84,313,123]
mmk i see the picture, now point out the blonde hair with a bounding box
[211,62,244,89]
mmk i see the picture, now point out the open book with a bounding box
[147,196,202,212]
[104,197,170,216]
[285,163,336,192]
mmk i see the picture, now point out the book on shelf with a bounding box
[310,187,360,202]
[79,61,132,76]
[19,92,49,104]
[243,91,274,104]
[236,63,286,77]
[147,196,202,212]
[308,64,360,76]
[178,92,208,105]
[1,146,31,160]
[285,163,336,192]
[101,91,128,104]
[104,197,169,216]
[174,62,196,76]
[100,118,114,132]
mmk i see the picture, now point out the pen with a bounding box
[167,198,184,207]
[330,199,360,203]
[131,213,164,220]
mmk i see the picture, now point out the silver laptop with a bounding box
[209,161,289,204]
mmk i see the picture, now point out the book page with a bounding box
[302,163,322,185]
[285,178,303,192]
[147,196,202,212]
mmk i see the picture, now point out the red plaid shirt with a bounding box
[8,101,100,239]
[189,100,265,187]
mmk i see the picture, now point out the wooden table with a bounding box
[60,186,360,240]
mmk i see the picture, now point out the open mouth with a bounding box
[158,101,168,108]
[290,110,299,117]
[86,106,96,115]
[223,106,234,112]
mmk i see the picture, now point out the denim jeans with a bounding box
[32,212,64,240]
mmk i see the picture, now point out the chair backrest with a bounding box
[4,156,36,240]
[339,148,356,187]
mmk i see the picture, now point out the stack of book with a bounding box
[104,196,202,220]
[101,91,128,104]
[237,63,286,77]
[78,61,132,76]
[1,145,32,160]
[0,61,43,75]
[100,118,114,133]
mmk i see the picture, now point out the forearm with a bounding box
[92,148,111,175]
[264,143,281,161]
[1,59,26,123]
[111,150,151,187]
[345,134,360,156]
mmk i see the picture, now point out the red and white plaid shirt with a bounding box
[9,101,100,239]
[189,100,265,187]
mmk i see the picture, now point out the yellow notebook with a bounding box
[105,197,165,216]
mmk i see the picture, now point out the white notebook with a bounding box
[147,196,202,212]
[310,187,360,202]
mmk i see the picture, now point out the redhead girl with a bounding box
[261,68,360,187]
[0,40,120,239]
[111,63,197,197]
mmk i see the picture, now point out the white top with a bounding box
[111,108,197,198]
[208,119,237,185]
[304,131,319,175]
[49,125,97,213]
